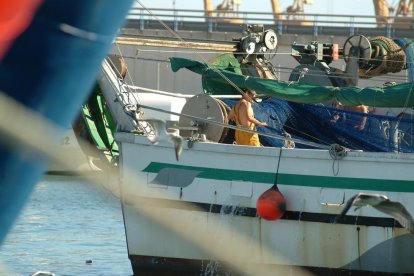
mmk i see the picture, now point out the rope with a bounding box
[117,3,414,153]
[394,83,414,131]
[135,0,291,126]
[361,36,407,78]
[329,143,348,176]
[274,147,283,186]
[102,58,153,136]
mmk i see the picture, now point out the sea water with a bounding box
[0,175,133,276]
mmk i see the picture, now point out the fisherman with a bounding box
[332,102,368,131]
[227,89,267,146]
[339,104,369,131]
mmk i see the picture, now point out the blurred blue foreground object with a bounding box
[0,0,133,243]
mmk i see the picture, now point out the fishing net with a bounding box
[223,98,414,153]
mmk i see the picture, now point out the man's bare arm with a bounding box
[244,102,267,127]
[358,105,368,130]
[247,113,268,127]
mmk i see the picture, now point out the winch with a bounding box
[178,94,231,142]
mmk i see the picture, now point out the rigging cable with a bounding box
[135,0,289,126]
[132,1,346,146]
[116,2,414,149]
[136,102,329,149]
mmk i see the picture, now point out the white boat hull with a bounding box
[116,132,414,274]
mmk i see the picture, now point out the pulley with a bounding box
[342,35,372,67]
[239,25,278,56]
[242,39,256,55]
[264,30,278,50]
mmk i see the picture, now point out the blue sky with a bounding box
[136,0,377,16]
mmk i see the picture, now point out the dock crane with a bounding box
[373,0,389,26]
[373,0,414,28]
[203,0,242,23]
[395,0,414,16]
[203,0,313,25]
[203,1,412,28]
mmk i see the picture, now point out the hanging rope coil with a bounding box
[329,143,348,176]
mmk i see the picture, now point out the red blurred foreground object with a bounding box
[0,0,42,59]
[256,185,286,221]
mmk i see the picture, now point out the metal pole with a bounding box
[157,62,161,90]
[173,4,178,31]
[277,20,283,35]
[349,16,355,37]
[140,9,144,30]
[386,22,391,38]
[313,15,318,37]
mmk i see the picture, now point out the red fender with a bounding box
[256,185,286,221]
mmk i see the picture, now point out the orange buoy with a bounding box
[256,185,286,221]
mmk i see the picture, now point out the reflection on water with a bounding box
[0,175,132,276]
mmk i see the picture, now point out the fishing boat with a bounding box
[98,22,414,274]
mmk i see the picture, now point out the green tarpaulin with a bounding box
[170,57,414,107]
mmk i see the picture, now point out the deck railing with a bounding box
[126,7,414,38]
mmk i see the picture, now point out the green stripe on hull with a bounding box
[143,162,414,192]
[143,162,277,183]
[278,174,414,192]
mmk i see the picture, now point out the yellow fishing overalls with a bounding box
[233,102,261,146]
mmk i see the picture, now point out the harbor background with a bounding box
[0,176,132,276]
